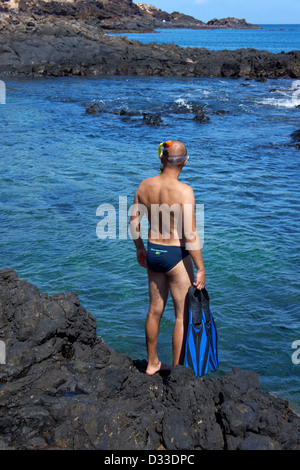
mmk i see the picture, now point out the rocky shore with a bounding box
[0,268,299,450]
[0,12,299,79]
[0,0,260,32]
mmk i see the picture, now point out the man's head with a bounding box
[158,140,188,171]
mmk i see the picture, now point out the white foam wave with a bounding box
[257,98,298,108]
[195,88,212,96]
[174,98,192,109]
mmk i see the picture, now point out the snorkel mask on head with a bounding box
[158,140,189,173]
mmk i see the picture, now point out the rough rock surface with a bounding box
[0,13,299,78]
[0,268,299,450]
[0,0,260,31]
[207,17,258,28]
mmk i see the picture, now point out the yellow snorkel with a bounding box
[158,142,164,159]
[158,141,173,173]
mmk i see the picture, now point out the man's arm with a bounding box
[182,186,205,290]
[129,187,148,268]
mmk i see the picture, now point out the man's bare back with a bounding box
[129,140,205,375]
[135,174,193,246]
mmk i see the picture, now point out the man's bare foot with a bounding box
[146,361,172,376]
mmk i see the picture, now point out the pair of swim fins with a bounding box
[185,286,220,377]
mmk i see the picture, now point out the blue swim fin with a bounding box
[185,286,220,377]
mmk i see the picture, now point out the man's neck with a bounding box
[160,167,181,180]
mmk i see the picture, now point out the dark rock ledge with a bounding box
[0,268,299,450]
[0,0,261,32]
[0,13,299,79]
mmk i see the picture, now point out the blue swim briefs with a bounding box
[147,241,189,273]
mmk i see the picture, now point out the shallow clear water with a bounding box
[108,24,300,53]
[1,74,300,411]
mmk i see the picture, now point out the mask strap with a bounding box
[165,155,189,164]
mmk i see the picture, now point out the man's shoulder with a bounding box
[179,182,195,203]
[178,181,194,193]
[138,176,158,189]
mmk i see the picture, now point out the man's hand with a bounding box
[193,268,205,290]
[137,248,148,268]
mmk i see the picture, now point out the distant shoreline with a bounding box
[104,24,300,56]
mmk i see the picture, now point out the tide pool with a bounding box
[1,74,299,411]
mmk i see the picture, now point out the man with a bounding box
[129,140,205,375]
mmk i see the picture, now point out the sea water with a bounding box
[1,27,300,412]
[108,24,300,53]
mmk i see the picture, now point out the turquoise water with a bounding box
[108,24,300,53]
[1,74,300,411]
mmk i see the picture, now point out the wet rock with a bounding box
[116,108,140,116]
[215,110,231,115]
[291,129,300,141]
[193,111,210,123]
[290,129,300,148]
[142,113,162,126]
[255,77,267,82]
[0,268,300,450]
[85,104,102,114]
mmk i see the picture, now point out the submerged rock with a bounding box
[193,112,210,123]
[0,268,299,450]
[85,104,102,114]
[291,129,300,141]
[215,110,231,115]
[142,113,162,126]
[290,129,300,148]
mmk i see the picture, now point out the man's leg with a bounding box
[167,256,194,366]
[146,268,170,375]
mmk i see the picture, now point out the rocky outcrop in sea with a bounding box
[0,12,299,79]
[0,268,299,450]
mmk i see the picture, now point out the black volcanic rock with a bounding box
[0,0,260,31]
[207,17,259,29]
[0,268,300,450]
[0,13,299,79]
[291,129,300,148]
[193,110,210,123]
[291,129,300,142]
[142,113,162,126]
